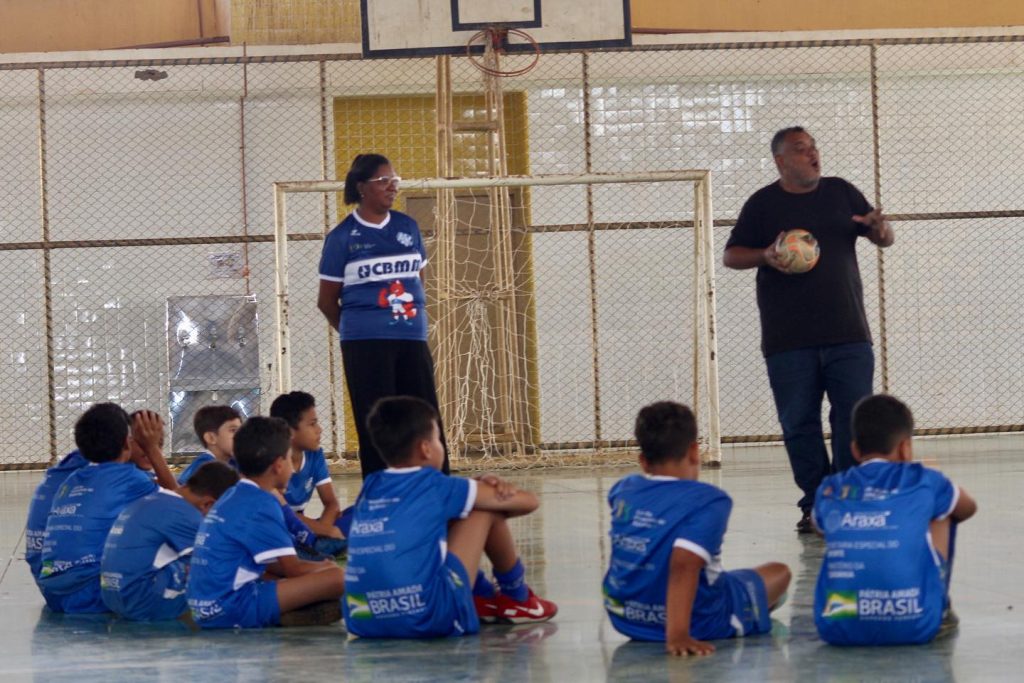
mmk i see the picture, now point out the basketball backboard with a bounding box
[360,0,631,58]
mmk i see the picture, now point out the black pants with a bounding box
[341,339,450,478]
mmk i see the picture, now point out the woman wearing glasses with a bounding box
[317,153,449,478]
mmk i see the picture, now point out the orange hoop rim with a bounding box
[465,27,541,78]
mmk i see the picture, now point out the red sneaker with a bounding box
[474,594,502,624]
[491,589,558,624]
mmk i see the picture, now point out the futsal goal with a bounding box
[273,171,721,469]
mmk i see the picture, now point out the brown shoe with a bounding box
[279,599,342,627]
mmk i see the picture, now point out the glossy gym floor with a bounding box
[1,437,1020,682]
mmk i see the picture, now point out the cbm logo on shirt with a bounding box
[356,257,421,279]
[822,591,858,620]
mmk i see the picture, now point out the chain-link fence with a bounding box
[1,33,1022,468]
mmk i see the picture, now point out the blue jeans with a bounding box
[765,342,874,511]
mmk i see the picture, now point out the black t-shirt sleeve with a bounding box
[842,179,873,236]
[726,193,770,249]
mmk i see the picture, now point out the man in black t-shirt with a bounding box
[724,127,894,533]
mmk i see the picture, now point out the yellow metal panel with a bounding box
[333,93,530,213]
[0,0,220,53]
[230,0,360,45]
[632,0,1024,32]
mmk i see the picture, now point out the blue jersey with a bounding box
[343,467,477,638]
[37,462,158,596]
[283,449,332,512]
[813,460,958,645]
[177,452,216,485]
[100,489,201,618]
[187,480,297,624]
[318,210,429,342]
[183,451,315,547]
[25,451,88,578]
[603,474,764,641]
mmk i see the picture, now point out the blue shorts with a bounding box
[102,560,189,621]
[40,580,106,614]
[725,569,772,637]
[439,554,480,637]
[194,580,280,629]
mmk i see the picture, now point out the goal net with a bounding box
[273,171,721,470]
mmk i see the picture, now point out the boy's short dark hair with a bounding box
[75,403,131,463]
[269,391,316,429]
[366,396,438,467]
[634,401,698,465]
[193,405,242,443]
[852,394,914,456]
[184,461,240,498]
[233,416,291,477]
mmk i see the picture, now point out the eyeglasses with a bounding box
[366,175,402,187]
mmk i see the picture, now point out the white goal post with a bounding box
[273,171,722,467]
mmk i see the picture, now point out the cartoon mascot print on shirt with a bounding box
[379,280,417,324]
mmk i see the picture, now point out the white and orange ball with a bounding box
[775,229,820,274]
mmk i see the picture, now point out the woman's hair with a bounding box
[344,153,390,205]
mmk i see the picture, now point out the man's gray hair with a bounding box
[771,126,808,155]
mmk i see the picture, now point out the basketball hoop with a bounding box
[466,27,541,78]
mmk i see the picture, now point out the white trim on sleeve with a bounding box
[318,273,344,282]
[673,538,711,564]
[254,546,297,565]
[315,477,333,487]
[936,485,960,521]
[459,479,478,519]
